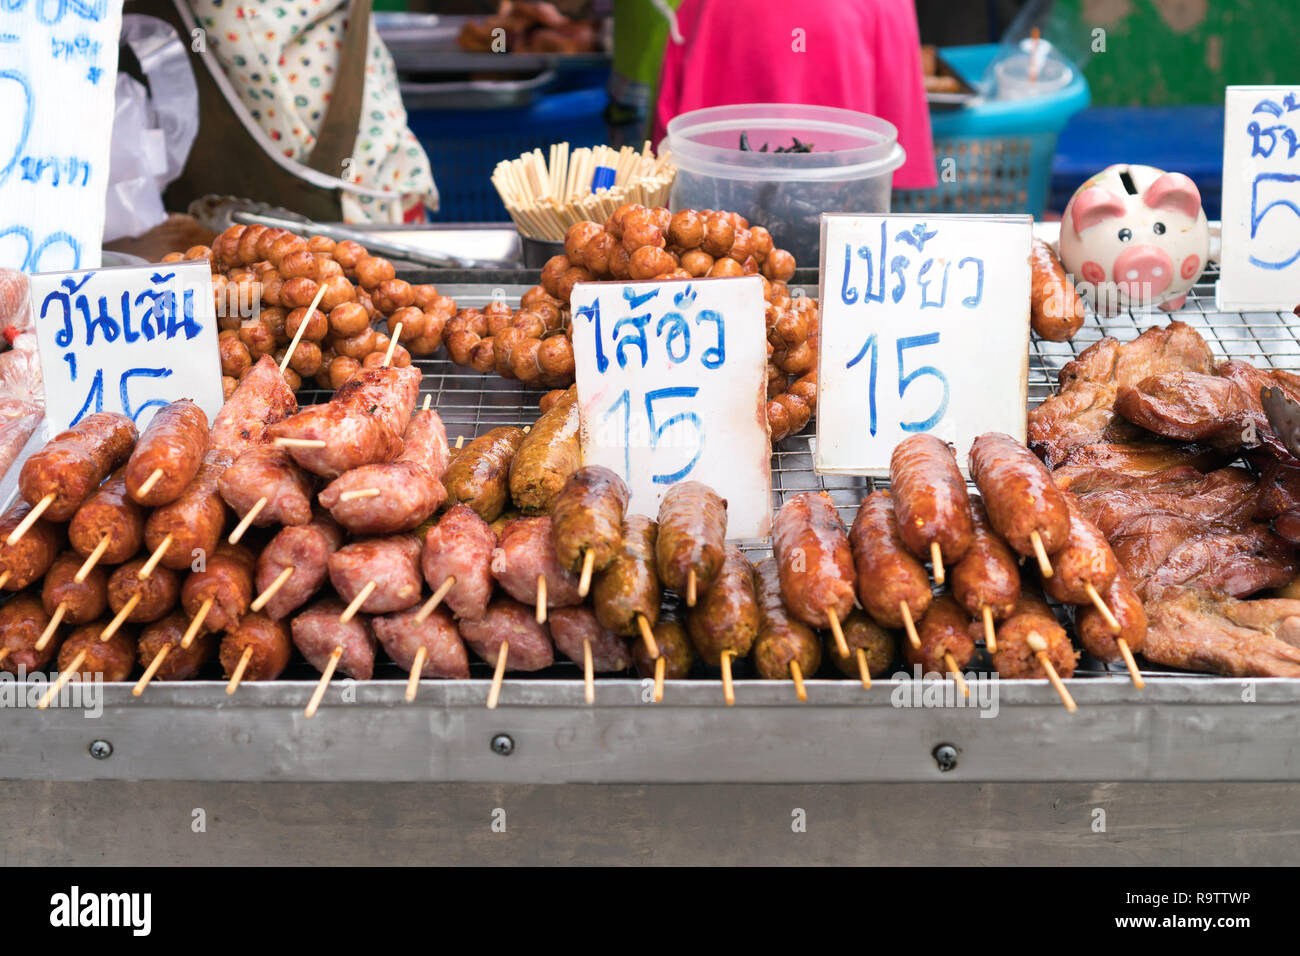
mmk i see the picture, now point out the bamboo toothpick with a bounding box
[827,606,849,657]
[304,645,343,718]
[226,644,254,695]
[486,642,509,710]
[7,493,54,545]
[415,576,455,623]
[1027,632,1076,712]
[405,646,427,702]
[40,650,85,709]
[930,541,945,586]
[133,645,171,696]
[75,535,111,582]
[251,565,293,613]
[340,581,376,623]
[138,534,173,580]
[1029,530,1053,578]
[181,597,214,649]
[228,497,267,544]
[578,549,595,599]
[136,468,164,499]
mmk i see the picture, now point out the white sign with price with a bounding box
[1219,86,1300,310]
[570,276,773,538]
[815,214,1032,475]
[30,260,225,432]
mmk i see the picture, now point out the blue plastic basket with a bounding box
[893,44,1090,217]
[407,86,610,222]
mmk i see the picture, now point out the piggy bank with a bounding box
[1058,164,1209,315]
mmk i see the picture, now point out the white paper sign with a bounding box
[29,260,224,431]
[816,214,1032,475]
[1220,86,1300,310]
[0,0,123,273]
[570,276,773,538]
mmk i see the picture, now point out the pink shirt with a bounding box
[654,0,937,189]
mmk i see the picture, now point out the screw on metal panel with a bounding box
[491,734,514,756]
[932,743,957,772]
[89,740,112,760]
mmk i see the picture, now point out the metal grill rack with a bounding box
[290,263,1282,685]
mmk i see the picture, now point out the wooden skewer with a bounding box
[225,644,254,695]
[273,437,327,449]
[280,282,328,374]
[486,641,509,709]
[0,647,11,665]
[1117,638,1145,689]
[382,321,403,367]
[405,646,427,702]
[340,581,376,623]
[982,605,998,654]
[101,594,140,641]
[790,660,807,702]
[686,568,697,607]
[583,638,594,705]
[250,565,294,613]
[1026,632,1076,712]
[535,574,547,624]
[930,541,945,586]
[75,535,110,583]
[0,570,9,590]
[304,645,343,718]
[228,497,267,544]
[454,435,464,450]
[577,549,595,599]
[636,613,659,659]
[1029,530,1053,578]
[720,649,735,706]
[135,468,164,499]
[39,650,85,709]
[6,492,54,546]
[943,652,970,698]
[180,597,214,649]
[137,534,173,580]
[1083,581,1121,633]
[35,603,66,652]
[826,606,849,657]
[338,488,380,503]
[421,394,432,412]
[899,601,921,650]
[853,646,873,688]
[653,655,665,702]
[415,576,455,623]
[133,644,171,696]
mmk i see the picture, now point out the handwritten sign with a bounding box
[0,0,122,273]
[1219,86,1300,310]
[570,276,772,538]
[29,261,224,431]
[815,214,1032,475]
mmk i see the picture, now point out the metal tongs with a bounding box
[1261,386,1300,459]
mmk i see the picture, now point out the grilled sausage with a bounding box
[372,605,471,678]
[125,399,210,505]
[825,608,896,679]
[442,426,526,522]
[632,614,696,679]
[950,496,1021,623]
[182,543,254,634]
[20,412,138,521]
[42,551,108,625]
[549,465,629,574]
[459,597,555,671]
[848,491,932,628]
[508,385,580,513]
[771,491,855,629]
[328,534,424,615]
[655,481,728,601]
[68,467,144,565]
[752,557,822,680]
[421,504,496,622]
[0,594,56,673]
[1030,239,1086,342]
[548,605,633,672]
[255,514,345,621]
[686,546,760,665]
[0,498,61,590]
[969,433,1070,558]
[1042,495,1119,606]
[219,613,292,682]
[218,445,314,527]
[58,622,136,681]
[143,448,232,571]
[993,590,1079,679]
[291,598,378,680]
[889,434,974,569]
[491,516,582,609]
[1076,566,1147,662]
[108,559,180,624]
[208,355,298,458]
[137,612,217,681]
[593,515,660,636]
[905,595,976,674]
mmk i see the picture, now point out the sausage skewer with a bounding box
[753,558,821,702]
[0,499,61,593]
[889,434,974,586]
[39,552,108,653]
[460,597,554,709]
[221,613,292,695]
[993,591,1079,712]
[771,492,855,657]
[905,595,974,698]
[549,466,630,599]
[1076,566,1147,687]
[491,516,580,625]
[125,399,209,506]
[970,432,1070,578]
[656,481,727,608]
[686,546,760,704]
[40,623,137,708]
[133,612,217,696]
[631,616,695,702]
[848,491,929,650]
[294,599,378,718]
[419,502,495,624]
[825,609,896,689]
[372,605,470,702]
[593,515,662,660]
[252,515,344,618]
[949,497,1020,654]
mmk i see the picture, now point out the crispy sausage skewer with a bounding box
[969,432,1070,577]
[549,465,629,597]
[889,434,974,585]
[949,497,1020,654]
[848,491,930,649]
[771,491,856,656]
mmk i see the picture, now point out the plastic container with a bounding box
[893,44,1089,218]
[664,104,906,266]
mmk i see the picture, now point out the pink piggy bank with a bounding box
[1058,164,1209,315]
